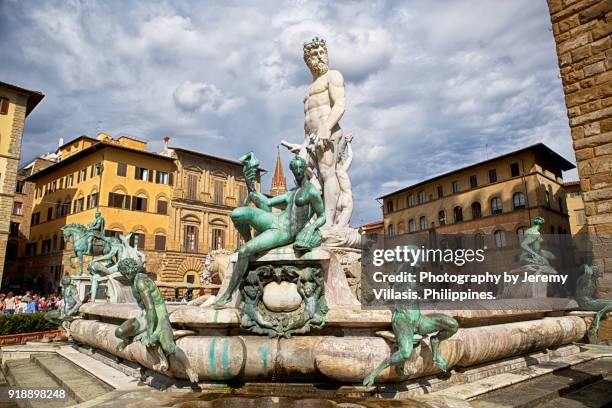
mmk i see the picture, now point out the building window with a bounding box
[438,210,446,225]
[184,225,198,252]
[513,192,526,209]
[408,219,416,232]
[105,229,123,239]
[12,201,23,215]
[212,229,225,250]
[558,196,565,213]
[155,234,166,251]
[575,209,586,226]
[470,175,478,189]
[31,212,40,225]
[494,230,507,248]
[156,199,168,214]
[407,194,414,208]
[90,192,99,208]
[6,240,18,258]
[510,162,520,177]
[25,242,36,256]
[135,167,152,181]
[132,196,148,212]
[9,222,19,237]
[155,171,169,184]
[47,207,53,221]
[186,274,195,284]
[452,181,459,193]
[78,168,87,183]
[491,197,502,214]
[517,227,526,242]
[475,233,485,249]
[214,180,224,205]
[108,192,130,209]
[187,174,198,200]
[437,185,443,199]
[15,181,25,194]
[117,162,127,177]
[59,178,64,189]
[52,235,57,252]
[67,174,74,186]
[238,185,248,205]
[417,191,425,205]
[0,97,9,115]
[386,201,394,214]
[93,163,102,176]
[419,216,428,230]
[129,233,145,249]
[387,224,395,237]
[471,202,482,219]
[454,206,463,222]
[489,169,497,183]
[545,190,551,207]
[42,239,52,254]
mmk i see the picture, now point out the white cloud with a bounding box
[173,81,244,114]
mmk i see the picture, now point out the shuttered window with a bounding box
[187,174,198,200]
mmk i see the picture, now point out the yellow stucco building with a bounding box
[10,133,258,296]
[378,144,576,276]
[0,81,44,286]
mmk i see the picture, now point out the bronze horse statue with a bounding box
[61,223,113,276]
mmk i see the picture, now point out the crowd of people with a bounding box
[0,291,63,315]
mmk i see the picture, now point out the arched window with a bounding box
[156,199,168,214]
[471,202,482,219]
[438,210,446,225]
[454,206,463,222]
[491,197,502,214]
[419,216,428,230]
[558,196,564,213]
[408,219,416,233]
[475,233,485,249]
[517,227,526,242]
[545,190,551,207]
[387,224,395,237]
[513,192,525,209]
[397,222,405,235]
[494,230,507,248]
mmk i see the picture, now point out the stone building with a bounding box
[379,143,575,275]
[2,157,54,291]
[269,148,287,197]
[6,133,258,295]
[0,81,44,286]
[547,0,612,295]
[565,181,587,237]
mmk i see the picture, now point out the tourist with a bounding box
[15,296,27,314]
[26,295,39,314]
[38,296,49,311]
[4,292,15,315]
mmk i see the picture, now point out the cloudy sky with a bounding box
[1,0,576,225]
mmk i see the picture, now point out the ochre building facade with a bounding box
[0,81,44,286]
[5,133,258,295]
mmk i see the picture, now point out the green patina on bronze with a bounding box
[114,258,199,383]
[363,249,459,387]
[214,152,326,308]
[519,216,556,266]
[577,264,612,337]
